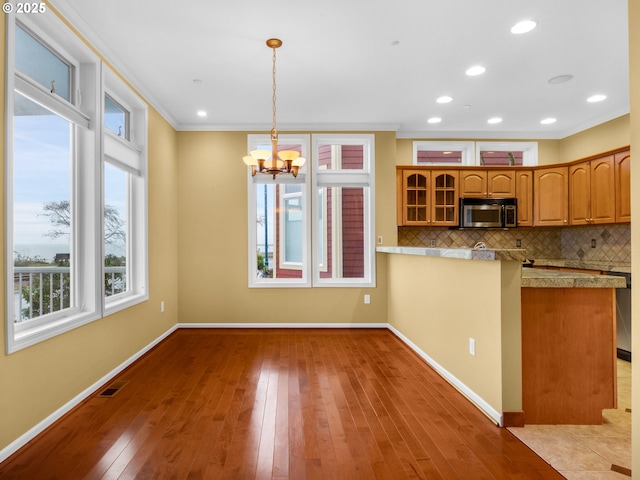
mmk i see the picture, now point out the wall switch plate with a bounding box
[516,239,521,248]
[161,301,165,313]
[364,294,371,304]
[591,239,596,248]
[377,236,383,245]
[469,338,476,356]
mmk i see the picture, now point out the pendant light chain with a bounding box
[271,45,278,142]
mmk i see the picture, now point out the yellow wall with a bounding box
[558,115,630,163]
[386,254,522,418]
[629,0,639,475]
[176,131,396,325]
[0,18,180,452]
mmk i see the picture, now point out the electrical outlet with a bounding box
[516,239,521,248]
[364,294,371,304]
[591,239,596,248]
[377,236,383,245]
[161,301,165,313]
[469,338,476,356]
[430,239,436,247]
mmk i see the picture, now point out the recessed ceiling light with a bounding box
[466,65,486,76]
[511,20,537,34]
[548,74,573,85]
[587,94,607,103]
[197,110,207,117]
[427,117,442,124]
[540,118,557,125]
[487,117,503,124]
[436,96,453,104]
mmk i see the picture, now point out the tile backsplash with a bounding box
[398,224,631,263]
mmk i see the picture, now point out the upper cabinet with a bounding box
[397,148,629,228]
[459,169,516,197]
[397,169,458,226]
[515,170,534,227]
[534,167,568,226]
[569,156,615,225]
[615,150,631,223]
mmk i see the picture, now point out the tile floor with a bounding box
[508,359,632,479]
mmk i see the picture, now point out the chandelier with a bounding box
[243,38,306,179]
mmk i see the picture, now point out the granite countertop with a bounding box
[521,268,627,288]
[531,258,631,274]
[376,246,526,261]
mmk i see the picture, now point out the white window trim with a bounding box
[312,134,376,288]
[101,64,149,316]
[5,12,148,353]
[278,186,303,271]
[413,141,475,166]
[246,134,311,288]
[5,11,102,353]
[475,141,538,166]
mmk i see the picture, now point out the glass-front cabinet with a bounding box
[399,169,458,226]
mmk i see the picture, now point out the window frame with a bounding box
[475,141,538,166]
[246,134,311,288]
[311,134,376,288]
[4,12,149,353]
[101,65,149,316]
[413,141,475,166]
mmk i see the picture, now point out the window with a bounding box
[102,67,148,316]
[247,136,310,287]
[475,142,538,166]
[246,134,375,288]
[5,13,148,353]
[413,141,538,166]
[413,141,475,165]
[312,135,375,287]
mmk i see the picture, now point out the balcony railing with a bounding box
[13,266,126,323]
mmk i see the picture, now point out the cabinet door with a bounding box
[402,170,430,225]
[534,167,568,226]
[569,162,591,225]
[459,171,487,197]
[487,170,515,197]
[515,170,533,226]
[431,171,458,226]
[590,155,615,224]
[615,150,631,222]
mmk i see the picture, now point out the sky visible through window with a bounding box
[13,94,126,263]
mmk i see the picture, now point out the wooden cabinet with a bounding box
[615,150,631,222]
[569,156,615,225]
[459,169,515,197]
[515,170,533,226]
[534,166,568,226]
[459,171,486,197]
[400,170,430,225]
[397,169,458,226]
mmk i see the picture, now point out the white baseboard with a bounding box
[0,324,178,464]
[0,322,500,464]
[178,322,388,329]
[387,324,502,426]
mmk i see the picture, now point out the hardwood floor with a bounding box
[0,329,563,479]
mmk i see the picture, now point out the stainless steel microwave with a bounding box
[459,198,518,228]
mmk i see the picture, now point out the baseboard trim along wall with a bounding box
[387,325,504,426]
[0,322,503,463]
[0,325,179,464]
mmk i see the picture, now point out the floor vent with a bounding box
[611,464,631,477]
[97,381,128,398]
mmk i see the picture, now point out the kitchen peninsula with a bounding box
[379,246,625,427]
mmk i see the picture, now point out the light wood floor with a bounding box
[0,329,564,479]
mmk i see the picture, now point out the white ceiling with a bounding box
[50,0,629,139]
